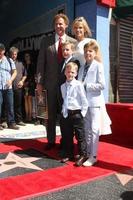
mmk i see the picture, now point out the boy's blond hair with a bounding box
[65,61,78,72]
[62,41,75,51]
[84,40,99,52]
[84,40,102,62]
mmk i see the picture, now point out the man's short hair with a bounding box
[53,13,69,26]
[9,46,19,54]
[0,43,5,50]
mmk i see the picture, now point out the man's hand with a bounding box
[6,79,12,88]
[17,80,24,88]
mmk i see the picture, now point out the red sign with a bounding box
[97,0,116,8]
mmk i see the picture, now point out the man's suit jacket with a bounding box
[37,34,76,91]
[78,59,105,107]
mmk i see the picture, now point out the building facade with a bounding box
[110,1,133,102]
[1,0,115,102]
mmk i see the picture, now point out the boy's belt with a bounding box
[68,109,81,115]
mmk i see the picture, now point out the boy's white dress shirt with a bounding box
[61,78,88,118]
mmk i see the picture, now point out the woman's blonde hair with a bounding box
[72,17,92,38]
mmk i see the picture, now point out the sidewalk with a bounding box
[0,124,61,142]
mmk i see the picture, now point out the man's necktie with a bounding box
[57,37,63,64]
[61,60,66,72]
[82,64,90,82]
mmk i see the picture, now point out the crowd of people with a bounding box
[0,13,111,167]
[0,45,36,130]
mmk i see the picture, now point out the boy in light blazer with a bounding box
[78,40,111,166]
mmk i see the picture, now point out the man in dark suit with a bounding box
[36,13,76,150]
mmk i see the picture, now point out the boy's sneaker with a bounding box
[83,157,97,167]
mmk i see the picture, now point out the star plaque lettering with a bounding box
[35,89,48,119]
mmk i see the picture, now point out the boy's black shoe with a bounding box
[75,156,87,167]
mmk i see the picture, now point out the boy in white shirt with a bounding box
[60,62,88,166]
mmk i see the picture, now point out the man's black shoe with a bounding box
[61,157,74,163]
[44,143,55,150]
[8,123,19,130]
[61,157,69,163]
[75,156,87,167]
[58,150,67,158]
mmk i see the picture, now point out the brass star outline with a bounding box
[116,170,133,186]
[38,95,44,104]
[0,152,43,173]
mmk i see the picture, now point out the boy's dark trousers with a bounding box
[60,110,87,158]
